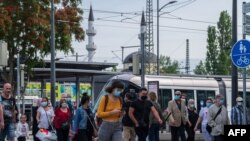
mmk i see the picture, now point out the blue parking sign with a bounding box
[231,39,250,68]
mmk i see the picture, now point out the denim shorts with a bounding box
[0,123,16,141]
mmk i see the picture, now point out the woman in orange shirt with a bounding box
[97,80,124,141]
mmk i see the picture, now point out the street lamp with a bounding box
[50,0,56,107]
[157,0,177,75]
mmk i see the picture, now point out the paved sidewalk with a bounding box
[22,130,204,141]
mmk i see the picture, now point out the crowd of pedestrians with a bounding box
[0,81,250,141]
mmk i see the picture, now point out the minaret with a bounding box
[86,5,96,62]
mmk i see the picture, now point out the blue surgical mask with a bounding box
[174,95,180,100]
[220,99,224,105]
[206,102,212,108]
[114,90,121,97]
[67,98,71,102]
[41,102,47,107]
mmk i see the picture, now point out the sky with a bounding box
[55,0,247,71]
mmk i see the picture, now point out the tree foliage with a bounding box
[194,61,206,75]
[194,11,232,75]
[0,0,85,84]
[159,55,179,74]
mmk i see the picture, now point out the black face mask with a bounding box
[141,96,147,101]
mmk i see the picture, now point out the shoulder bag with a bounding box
[206,107,222,134]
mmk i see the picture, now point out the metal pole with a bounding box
[121,46,124,63]
[20,64,25,114]
[76,76,80,107]
[242,2,247,125]
[157,0,160,75]
[50,0,56,107]
[76,52,78,62]
[232,0,238,107]
[17,49,21,115]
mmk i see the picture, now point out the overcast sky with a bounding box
[55,0,247,70]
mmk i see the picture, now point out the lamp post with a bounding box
[50,0,56,107]
[157,0,177,75]
[140,11,146,87]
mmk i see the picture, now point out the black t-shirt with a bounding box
[122,101,134,127]
[1,96,18,124]
[131,99,153,125]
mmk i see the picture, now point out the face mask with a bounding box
[141,96,147,101]
[114,90,121,97]
[174,95,180,100]
[237,102,243,106]
[189,104,194,108]
[200,100,204,106]
[61,103,68,108]
[219,99,224,105]
[206,102,212,108]
[67,98,71,102]
[41,102,47,107]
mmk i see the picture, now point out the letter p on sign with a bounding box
[241,129,246,136]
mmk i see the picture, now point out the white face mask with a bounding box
[237,102,243,106]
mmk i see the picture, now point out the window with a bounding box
[174,89,194,100]
[158,89,172,110]
[196,90,215,112]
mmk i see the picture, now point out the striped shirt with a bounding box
[231,105,250,125]
[231,105,243,125]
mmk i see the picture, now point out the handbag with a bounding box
[206,107,222,134]
[44,108,57,141]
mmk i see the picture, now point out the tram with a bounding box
[93,74,250,117]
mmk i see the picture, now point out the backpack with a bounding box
[96,95,122,127]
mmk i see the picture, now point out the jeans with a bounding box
[0,123,16,141]
[170,125,186,141]
[98,121,122,141]
[148,123,160,141]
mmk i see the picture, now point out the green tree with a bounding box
[217,11,232,75]
[194,11,232,75]
[194,61,206,75]
[205,26,218,75]
[0,0,84,84]
[159,55,179,74]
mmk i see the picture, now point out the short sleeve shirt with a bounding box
[37,107,55,129]
[131,99,153,125]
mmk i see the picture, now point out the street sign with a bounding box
[245,25,250,35]
[246,15,250,24]
[231,39,250,68]
[244,2,250,13]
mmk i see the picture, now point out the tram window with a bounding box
[197,90,215,112]
[158,89,172,110]
[174,89,194,101]
[238,92,250,109]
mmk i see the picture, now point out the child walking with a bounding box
[16,114,29,141]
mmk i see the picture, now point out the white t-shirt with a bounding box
[37,107,55,129]
[199,107,209,125]
[16,122,29,137]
